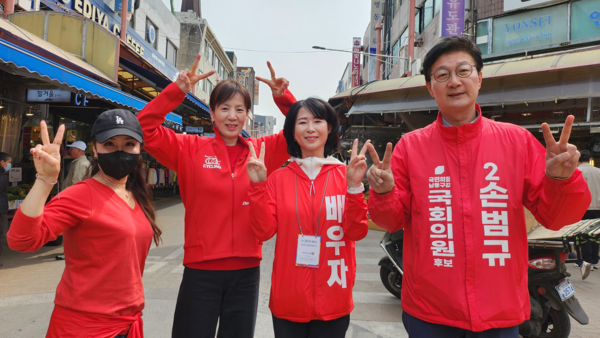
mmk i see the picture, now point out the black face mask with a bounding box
[97,151,140,180]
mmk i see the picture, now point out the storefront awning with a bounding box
[120,56,211,116]
[0,38,147,111]
[333,49,600,116]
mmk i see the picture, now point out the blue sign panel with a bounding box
[492,3,568,53]
[50,0,178,80]
[571,0,600,41]
[114,0,132,13]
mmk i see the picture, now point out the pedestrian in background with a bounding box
[366,36,590,337]
[64,140,90,189]
[136,56,294,338]
[247,98,369,338]
[574,149,600,278]
[8,110,160,338]
[0,151,12,268]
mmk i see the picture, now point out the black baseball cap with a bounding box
[91,109,143,143]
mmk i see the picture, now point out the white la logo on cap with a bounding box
[116,116,124,125]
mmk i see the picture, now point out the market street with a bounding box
[0,197,599,338]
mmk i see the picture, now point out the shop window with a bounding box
[129,12,135,29]
[416,8,423,34]
[476,19,490,55]
[214,56,220,72]
[146,18,158,50]
[207,45,214,65]
[423,0,434,28]
[146,18,159,50]
[392,39,400,66]
[220,65,226,79]
[394,0,402,17]
[166,39,177,67]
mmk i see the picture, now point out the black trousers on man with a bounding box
[402,312,518,338]
[171,266,260,338]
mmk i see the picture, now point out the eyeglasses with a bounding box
[431,64,477,83]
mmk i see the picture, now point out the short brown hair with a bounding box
[422,36,483,83]
[209,80,252,111]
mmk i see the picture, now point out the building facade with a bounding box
[331,0,600,174]
[176,11,235,104]
[253,114,276,137]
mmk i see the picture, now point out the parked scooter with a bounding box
[378,232,589,338]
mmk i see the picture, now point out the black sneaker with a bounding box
[55,254,65,260]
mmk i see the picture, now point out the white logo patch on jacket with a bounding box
[203,155,222,169]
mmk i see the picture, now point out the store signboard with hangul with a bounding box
[27,89,71,103]
[368,1,383,82]
[352,37,361,87]
[441,0,465,37]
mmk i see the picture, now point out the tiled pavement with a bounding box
[0,196,598,337]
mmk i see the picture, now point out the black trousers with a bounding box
[172,266,260,338]
[271,314,350,338]
[579,210,600,264]
[402,312,518,338]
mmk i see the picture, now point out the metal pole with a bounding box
[471,0,476,42]
[587,97,592,123]
[120,0,128,42]
[3,0,15,19]
[376,21,382,80]
[408,0,416,76]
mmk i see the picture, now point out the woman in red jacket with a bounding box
[246,98,370,337]
[8,109,160,338]
[136,56,294,337]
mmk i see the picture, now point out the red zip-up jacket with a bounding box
[137,83,294,268]
[249,160,369,322]
[368,108,591,331]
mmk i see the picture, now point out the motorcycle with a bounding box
[378,232,589,338]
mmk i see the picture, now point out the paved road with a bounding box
[0,196,598,337]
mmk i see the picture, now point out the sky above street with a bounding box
[164,0,371,132]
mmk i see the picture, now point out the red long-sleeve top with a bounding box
[8,179,153,337]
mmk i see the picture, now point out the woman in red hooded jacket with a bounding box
[246,97,370,337]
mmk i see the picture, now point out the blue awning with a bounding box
[0,38,147,110]
[166,112,183,125]
[119,56,210,116]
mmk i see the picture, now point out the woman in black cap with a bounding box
[8,110,159,338]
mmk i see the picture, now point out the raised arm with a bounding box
[137,54,215,171]
[523,116,590,230]
[367,142,411,233]
[247,142,278,241]
[256,61,297,115]
[8,121,91,252]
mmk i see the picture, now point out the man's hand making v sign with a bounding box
[366,142,394,194]
[543,115,581,179]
